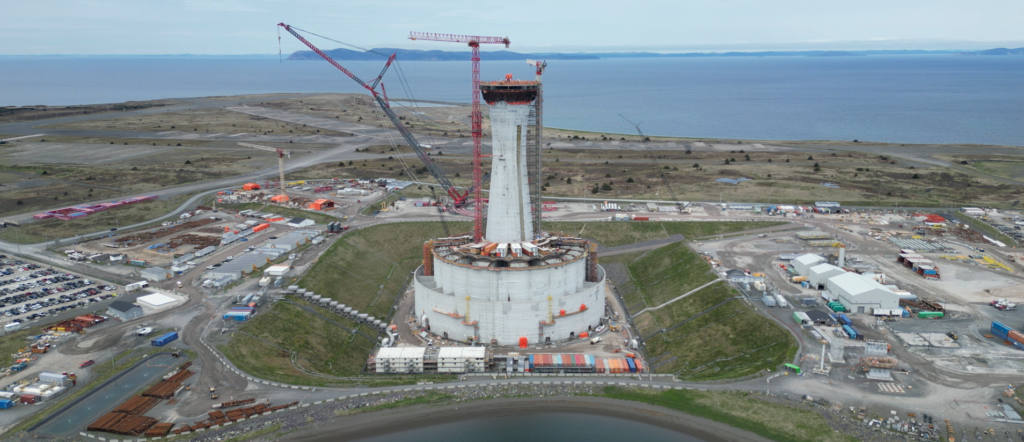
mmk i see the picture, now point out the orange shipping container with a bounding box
[596,359,605,373]
[482,243,498,255]
[634,358,644,373]
[1009,330,1024,346]
[252,223,270,233]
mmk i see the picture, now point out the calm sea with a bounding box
[2,55,1023,146]
[351,411,706,442]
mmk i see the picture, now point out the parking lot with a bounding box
[0,255,117,324]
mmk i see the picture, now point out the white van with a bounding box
[136,327,153,336]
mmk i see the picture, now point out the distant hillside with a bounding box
[972,47,1024,55]
[288,47,1024,61]
[287,47,597,61]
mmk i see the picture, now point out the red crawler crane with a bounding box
[408,32,511,242]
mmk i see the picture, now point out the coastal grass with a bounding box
[627,242,717,307]
[0,197,178,244]
[333,392,454,417]
[601,387,857,442]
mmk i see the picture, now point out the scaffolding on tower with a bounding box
[409,32,511,243]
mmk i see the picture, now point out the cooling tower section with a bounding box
[481,81,537,243]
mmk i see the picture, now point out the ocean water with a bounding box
[2,55,1023,145]
[351,411,706,442]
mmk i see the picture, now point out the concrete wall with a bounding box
[415,262,605,345]
[484,102,533,243]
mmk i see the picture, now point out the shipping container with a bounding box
[626,358,637,373]
[842,325,859,340]
[19,395,36,405]
[634,358,644,373]
[838,313,852,326]
[993,327,1010,342]
[151,331,178,347]
[918,311,944,319]
[1008,330,1024,346]
[0,399,14,409]
[992,321,1011,335]
[595,359,605,373]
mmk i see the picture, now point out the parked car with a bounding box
[79,360,95,368]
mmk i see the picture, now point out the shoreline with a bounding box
[284,396,773,442]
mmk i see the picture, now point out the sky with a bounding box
[5,0,1024,55]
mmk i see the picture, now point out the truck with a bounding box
[590,337,603,345]
[151,331,178,347]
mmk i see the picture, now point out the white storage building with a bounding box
[436,347,487,373]
[808,264,846,290]
[792,254,826,276]
[141,267,171,282]
[826,272,899,314]
[287,217,315,228]
[373,347,426,373]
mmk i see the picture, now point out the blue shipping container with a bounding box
[626,358,637,373]
[529,355,535,370]
[993,327,1010,342]
[0,399,14,409]
[992,321,1011,335]
[838,314,852,326]
[151,332,178,347]
[1013,341,1024,352]
[842,325,857,340]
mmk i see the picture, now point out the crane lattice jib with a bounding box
[408,32,510,47]
[279,23,463,202]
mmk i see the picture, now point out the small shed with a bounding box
[243,183,261,191]
[141,267,170,282]
[287,218,314,228]
[107,301,143,321]
[308,199,335,211]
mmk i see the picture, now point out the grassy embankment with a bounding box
[222,220,790,385]
[615,242,796,380]
[548,220,788,248]
[601,387,857,442]
[222,222,469,386]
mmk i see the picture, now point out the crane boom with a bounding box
[278,23,465,204]
[408,32,509,47]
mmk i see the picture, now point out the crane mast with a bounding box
[409,31,510,242]
[239,142,290,199]
[620,116,684,211]
[278,23,464,205]
[526,59,546,237]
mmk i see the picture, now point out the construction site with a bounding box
[3,20,1024,442]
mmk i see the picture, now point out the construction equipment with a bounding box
[409,31,511,242]
[619,115,682,211]
[526,59,547,236]
[239,142,291,200]
[279,24,468,223]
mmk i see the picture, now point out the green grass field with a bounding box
[602,387,857,442]
[221,299,378,384]
[625,242,718,308]
[546,221,787,248]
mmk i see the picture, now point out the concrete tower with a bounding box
[481,80,536,242]
[414,76,605,347]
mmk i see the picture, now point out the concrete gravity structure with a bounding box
[415,78,605,346]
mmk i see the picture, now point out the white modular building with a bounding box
[808,263,846,289]
[436,347,487,373]
[141,267,171,282]
[792,253,826,276]
[372,347,426,373]
[826,272,900,314]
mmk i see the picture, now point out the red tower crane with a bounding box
[408,32,511,242]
